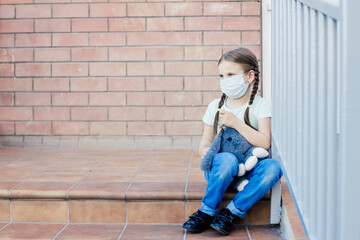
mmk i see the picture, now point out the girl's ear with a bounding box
[246,70,256,84]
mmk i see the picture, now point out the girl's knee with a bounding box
[212,152,239,179]
[259,158,283,183]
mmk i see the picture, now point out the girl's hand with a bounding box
[219,109,239,128]
[201,146,210,158]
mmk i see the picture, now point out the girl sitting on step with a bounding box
[182,47,283,236]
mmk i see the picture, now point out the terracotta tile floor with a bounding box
[0,147,286,239]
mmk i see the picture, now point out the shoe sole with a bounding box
[210,223,230,236]
[182,225,203,234]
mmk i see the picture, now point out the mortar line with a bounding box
[246,225,252,240]
[184,151,194,222]
[117,223,128,240]
[52,223,69,240]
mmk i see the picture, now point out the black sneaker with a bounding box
[210,208,237,236]
[182,210,215,233]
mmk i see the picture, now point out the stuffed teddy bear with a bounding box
[200,126,269,191]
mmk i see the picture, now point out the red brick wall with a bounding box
[0,0,261,149]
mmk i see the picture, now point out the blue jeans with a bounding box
[199,152,283,218]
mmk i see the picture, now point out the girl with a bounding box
[182,47,283,236]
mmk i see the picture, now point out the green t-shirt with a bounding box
[202,95,271,133]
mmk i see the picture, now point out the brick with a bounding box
[35,0,71,2]
[203,91,222,105]
[71,107,107,120]
[71,77,107,92]
[204,32,241,45]
[109,48,145,61]
[108,77,145,91]
[165,122,203,135]
[0,20,33,33]
[35,48,70,62]
[89,62,126,76]
[204,61,219,76]
[147,107,183,121]
[52,63,88,77]
[147,17,183,31]
[109,18,145,31]
[16,63,50,77]
[184,106,206,121]
[166,3,202,16]
[16,122,51,135]
[165,32,202,46]
[242,2,261,16]
[223,17,260,30]
[146,77,183,91]
[165,62,202,76]
[0,35,14,47]
[127,62,164,76]
[128,122,164,136]
[72,19,107,32]
[35,19,70,32]
[0,5,15,18]
[15,92,51,106]
[53,33,88,47]
[34,107,70,121]
[0,0,33,4]
[53,122,89,135]
[90,122,126,136]
[185,17,222,30]
[0,93,14,106]
[204,3,241,16]
[53,4,88,18]
[242,31,261,45]
[0,49,33,62]
[0,123,14,135]
[184,47,222,60]
[16,5,51,18]
[0,64,14,77]
[34,78,69,91]
[90,33,126,46]
[128,3,164,16]
[184,77,219,91]
[72,48,107,62]
[0,78,32,91]
[52,93,88,106]
[89,92,126,106]
[127,92,163,106]
[147,47,183,61]
[90,3,126,17]
[127,32,163,46]
[0,107,32,120]
[165,92,202,106]
[109,107,145,121]
[72,0,105,2]
[16,34,51,47]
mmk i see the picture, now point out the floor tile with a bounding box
[55,223,125,240]
[0,223,65,240]
[185,226,249,239]
[12,200,67,223]
[127,182,186,200]
[68,181,130,200]
[120,224,183,240]
[69,200,126,223]
[127,201,185,223]
[10,181,74,199]
[247,225,284,240]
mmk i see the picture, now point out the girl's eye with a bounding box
[228,73,233,76]
[219,75,223,78]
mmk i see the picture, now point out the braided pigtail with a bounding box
[244,66,260,131]
[213,93,226,135]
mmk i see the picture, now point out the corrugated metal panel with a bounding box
[271,0,349,239]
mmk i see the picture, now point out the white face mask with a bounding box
[220,74,249,99]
